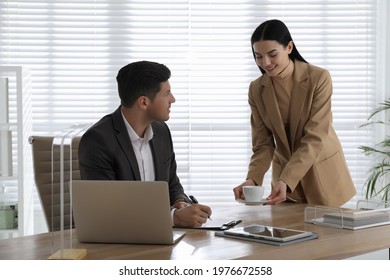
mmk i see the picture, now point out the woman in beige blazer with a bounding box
[233,19,356,207]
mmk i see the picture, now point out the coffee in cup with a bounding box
[242,186,264,202]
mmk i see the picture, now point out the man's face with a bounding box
[146,81,176,122]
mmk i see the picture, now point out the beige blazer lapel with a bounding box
[289,62,310,150]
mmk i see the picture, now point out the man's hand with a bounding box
[173,204,212,227]
[172,199,189,209]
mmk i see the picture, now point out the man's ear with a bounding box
[137,96,150,110]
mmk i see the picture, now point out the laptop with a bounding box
[71,180,186,244]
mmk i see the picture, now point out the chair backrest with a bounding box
[29,136,81,232]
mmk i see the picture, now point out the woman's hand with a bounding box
[265,180,287,205]
[233,179,256,200]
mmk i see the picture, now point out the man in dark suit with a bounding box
[79,61,212,227]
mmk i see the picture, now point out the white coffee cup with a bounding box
[242,186,264,202]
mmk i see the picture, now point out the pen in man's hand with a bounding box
[189,195,198,204]
[187,195,212,221]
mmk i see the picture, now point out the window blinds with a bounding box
[0,0,381,209]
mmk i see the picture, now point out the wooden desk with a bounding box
[1,203,390,260]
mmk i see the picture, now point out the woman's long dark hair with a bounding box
[251,19,308,74]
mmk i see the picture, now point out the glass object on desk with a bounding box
[304,201,390,230]
[357,199,388,210]
[304,206,344,229]
[49,123,91,259]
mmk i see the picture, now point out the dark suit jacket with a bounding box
[78,106,186,204]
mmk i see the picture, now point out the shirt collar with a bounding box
[121,111,154,142]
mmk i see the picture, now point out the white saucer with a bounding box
[236,198,268,205]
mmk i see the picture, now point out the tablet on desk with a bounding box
[223,224,313,242]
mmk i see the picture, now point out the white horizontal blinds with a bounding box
[0,1,378,207]
[279,1,377,201]
[174,2,257,205]
[0,1,118,132]
[181,1,378,204]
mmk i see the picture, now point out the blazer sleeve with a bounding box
[246,81,275,185]
[279,69,334,190]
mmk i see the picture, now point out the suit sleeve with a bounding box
[279,69,333,190]
[154,122,187,204]
[78,127,117,180]
[167,145,187,204]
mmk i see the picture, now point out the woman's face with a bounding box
[252,40,293,77]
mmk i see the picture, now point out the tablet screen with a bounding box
[224,225,312,242]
